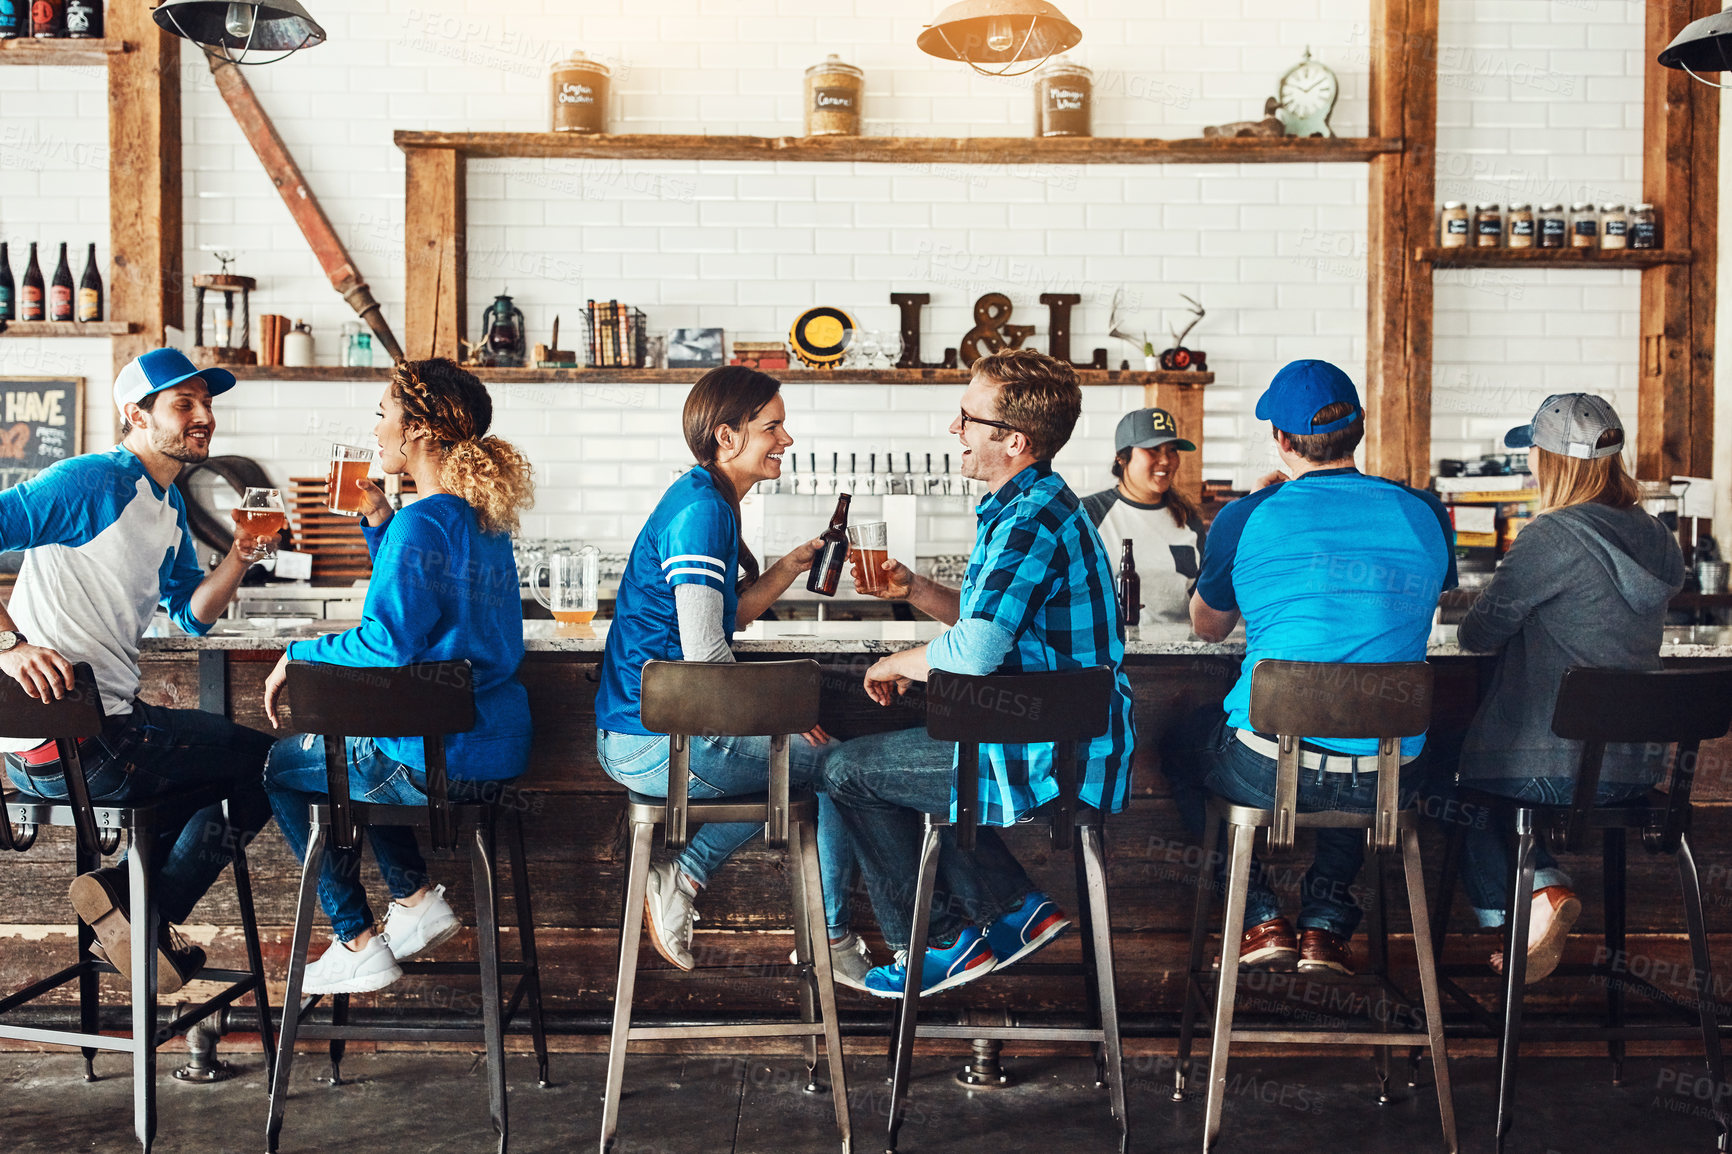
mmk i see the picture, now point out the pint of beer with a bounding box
[327,443,375,516]
[237,487,287,562]
[847,521,890,594]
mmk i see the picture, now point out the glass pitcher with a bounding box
[530,544,600,624]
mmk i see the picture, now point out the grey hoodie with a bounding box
[1456,502,1685,784]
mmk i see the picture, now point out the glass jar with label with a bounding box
[1599,203,1629,250]
[1538,203,1567,249]
[1034,57,1092,137]
[1474,204,1502,248]
[1630,203,1659,250]
[1569,202,1598,248]
[550,52,610,134]
[804,55,863,136]
[1439,201,1469,248]
[1507,203,1535,249]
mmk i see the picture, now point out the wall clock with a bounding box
[1275,48,1337,139]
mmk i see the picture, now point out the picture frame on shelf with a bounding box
[667,328,725,369]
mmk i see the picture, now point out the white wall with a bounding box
[0,0,1652,555]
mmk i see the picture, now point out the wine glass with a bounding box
[878,329,904,369]
[237,487,287,563]
[856,329,882,370]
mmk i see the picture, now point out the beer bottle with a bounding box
[806,493,852,596]
[49,241,73,322]
[20,242,44,321]
[64,0,98,37]
[0,0,23,39]
[77,242,101,322]
[30,0,65,37]
[1116,538,1141,628]
[0,242,13,321]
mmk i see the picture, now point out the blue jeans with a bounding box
[4,700,275,925]
[821,727,1034,952]
[597,728,856,939]
[1162,705,1421,939]
[264,733,487,942]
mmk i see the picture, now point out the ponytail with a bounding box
[441,435,535,536]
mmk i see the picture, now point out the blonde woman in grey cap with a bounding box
[1436,393,1683,982]
[1080,407,1206,625]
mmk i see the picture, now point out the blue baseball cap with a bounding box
[1254,359,1363,435]
[113,348,236,413]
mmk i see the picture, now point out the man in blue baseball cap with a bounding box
[0,348,279,994]
[1161,358,1457,975]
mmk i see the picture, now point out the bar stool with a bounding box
[265,660,549,1154]
[601,659,850,1154]
[1428,666,1732,1153]
[0,662,275,1154]
[885,666,1126,1154]
[1172,659,1456,1153]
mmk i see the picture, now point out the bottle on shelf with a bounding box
[0,242,13,321]
[20,242,44,322]
[0,0,23,39]
[1117,538,1141,628]
[30,0,65,37]
[806,493,852,596]
[64,0,99,38]
[48,242,73,321]
[76,242,101,322]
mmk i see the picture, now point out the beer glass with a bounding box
[327,443,375,516]
[848,521,891,593]
[530,544,600,624]
[237,487,286,562]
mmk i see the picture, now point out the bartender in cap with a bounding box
[1080,407,1206,625]
[0,348,279,995]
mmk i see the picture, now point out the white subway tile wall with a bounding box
[0,0,1645,553]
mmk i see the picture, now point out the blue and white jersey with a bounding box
[0,446,212,730]
[1196,467,1455,757]
[595,466,740,736]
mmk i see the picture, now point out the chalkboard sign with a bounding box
[0,378,85,574]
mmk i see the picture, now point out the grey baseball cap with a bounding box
[1504,393,1625,460]
[1115,407,1196,453]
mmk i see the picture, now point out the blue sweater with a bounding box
[285,495,531,781]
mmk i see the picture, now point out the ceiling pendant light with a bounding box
[1657,10,1732,88]
[916,0,1082,79]
[153,1,327,66]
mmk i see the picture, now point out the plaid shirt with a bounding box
[942,461,1136,826]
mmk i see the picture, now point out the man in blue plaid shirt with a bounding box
[822,349,1136,998]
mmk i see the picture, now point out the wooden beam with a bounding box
[403,148,466,363]
[107,0,181,400]
[1640,0,1719,480]
[1365,0,1438,488]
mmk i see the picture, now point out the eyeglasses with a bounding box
[958,408,1020,435]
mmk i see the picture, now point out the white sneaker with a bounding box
[788,931,874,993]
[643,862,699,971]
[380,884,461,960]
[301,935,404,996]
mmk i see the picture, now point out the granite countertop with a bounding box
[136,619,1732,660]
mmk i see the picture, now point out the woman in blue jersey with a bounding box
[595,366,866,988]
[260,358,535,995]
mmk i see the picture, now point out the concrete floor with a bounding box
[0,1048,1722,1153]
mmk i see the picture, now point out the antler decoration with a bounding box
[1169,294,1205,347]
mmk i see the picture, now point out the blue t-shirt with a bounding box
[596,466,740,736]
[286,495,531,781]
[1196,468,1456,756]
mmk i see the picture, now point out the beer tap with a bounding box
[785,451,796,495]
[848,452,857,496]
[831,452,840,495]
[807,453,817,497]
[868,453,877,497]
[903,453,914,497]
[924,453,935,496]
[943,452,953,496]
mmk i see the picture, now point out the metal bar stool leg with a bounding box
[1072,838,1106,1086]
[1494,812,1539,1154]
[1173,810,1223,1103]
[471,815,508,1151]
[505,811,550,1088]
[267,820,327,1154]
[75,835,101,1082]
[1677,831,1730,1152]
[226,796,276,1084]
[795,818,852,1150]
[887,818,943,1154]
[600,819,655,1154]
[1203,821,1255,1152]
[1401,823,1458,1154]
[328,994,349,1084]
[128,816,159,1154]
[1367,848,1392,1105]
[1603,827,1628,1084]
[786,815,822,1091]
[1081,824,1128,1154]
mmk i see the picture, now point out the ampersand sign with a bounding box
[960,293,1034,367]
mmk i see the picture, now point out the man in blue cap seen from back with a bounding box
[1160,358,1456,975]
[0,348,281,995]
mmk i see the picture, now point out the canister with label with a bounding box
[550,52,610,134]
[804,55,863,136]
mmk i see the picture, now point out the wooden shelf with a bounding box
[0,37,126,65]
[1414,246,1693,269]
[229,365,1213,387]
[394,131,1403,166]
[0,320,137,337]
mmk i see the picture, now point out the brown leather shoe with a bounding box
[1298,929,1355,976]
[1234,917,1300,970]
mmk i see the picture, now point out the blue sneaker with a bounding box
[985,891,1071,971]
[862,926,996,999]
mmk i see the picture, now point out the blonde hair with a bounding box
[1532,438,1640,513]
[393,359,535,536]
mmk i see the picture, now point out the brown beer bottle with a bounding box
[806,493,851,596]
[49,242,73,322]
[20,242,43,321]
[1116,538,1141,628]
